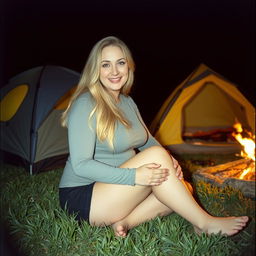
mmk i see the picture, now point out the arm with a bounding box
[68,95,136,185]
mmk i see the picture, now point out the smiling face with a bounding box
[100,45,129,100]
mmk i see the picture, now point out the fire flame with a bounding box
[239,166,253,180]
[232,122,255,179]
[232,122,255,161]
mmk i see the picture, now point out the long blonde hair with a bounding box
[61,36,135,148]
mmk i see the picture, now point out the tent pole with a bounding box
[29,164,33,175]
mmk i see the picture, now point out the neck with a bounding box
[110,91,120,103]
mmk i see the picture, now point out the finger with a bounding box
[175,166,182,176]
[177,171,183,180]
[150,181,162,186]
[175,166,183,177]
[153,168,169,175]
[150,176,168,183]
[152,173,169,180]
[175,169,183,177]
[152,174,166,180]
[146,163,161,169]
[152,173,169,181]
[171,155,179,167]
[150,177,168,186]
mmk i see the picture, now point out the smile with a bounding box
[108,77,122,83]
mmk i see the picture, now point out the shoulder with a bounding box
[76,92,94,103]
[71,92,95,109]
[68,92,95,119]
[67,92,96,126]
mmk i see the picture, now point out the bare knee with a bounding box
[144,146,175,170]
[144,146,170,160]
[147,145,168,153]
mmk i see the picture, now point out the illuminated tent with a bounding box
[150,64,255,154]
[0,66,79,173]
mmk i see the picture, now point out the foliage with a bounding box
[0,157,255,256]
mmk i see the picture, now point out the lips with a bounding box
[108,77,121,83]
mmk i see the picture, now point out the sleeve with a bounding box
[67,95,136,185]
[128,97,161,151]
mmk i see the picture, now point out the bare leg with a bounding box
[112,181,193,237]
[112,193,173,237]
[89,146,248,236]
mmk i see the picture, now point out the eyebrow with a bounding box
[101,58,126,63]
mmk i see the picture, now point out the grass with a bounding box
[0,154,255,256]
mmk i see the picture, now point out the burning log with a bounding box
[193,159,255,198]
[193,122,255,198]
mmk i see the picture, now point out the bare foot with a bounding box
[112,221,128,237]
[195,216,249,236]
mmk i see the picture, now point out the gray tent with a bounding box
[0,65,80,174]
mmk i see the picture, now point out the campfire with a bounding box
[193,122,255,198]
[232,122,255,180]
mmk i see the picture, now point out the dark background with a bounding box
[1,0,255,125]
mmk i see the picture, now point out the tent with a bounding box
[150,64,255,154]
[0,65,80,174]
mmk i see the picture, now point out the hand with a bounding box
[135,163,169,186]
[170,155,183,180]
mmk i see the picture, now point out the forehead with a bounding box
[101,45,125,60]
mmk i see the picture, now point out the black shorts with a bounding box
[59,183,95,222]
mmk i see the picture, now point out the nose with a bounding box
[111,64,119,76]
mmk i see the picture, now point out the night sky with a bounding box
[2,0,255,124]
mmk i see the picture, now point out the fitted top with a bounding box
[59,92,160,188]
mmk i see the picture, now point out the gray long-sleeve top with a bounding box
[59,92,160,188]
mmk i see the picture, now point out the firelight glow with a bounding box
[232,122,255,161]
[232,122,255,180]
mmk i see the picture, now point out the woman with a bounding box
[59,36,248,237]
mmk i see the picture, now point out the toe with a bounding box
[241,216,249,222]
